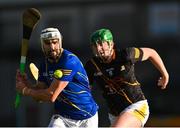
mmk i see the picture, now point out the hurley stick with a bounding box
[15,8,41,108]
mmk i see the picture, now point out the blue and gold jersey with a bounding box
[39,49,98,120]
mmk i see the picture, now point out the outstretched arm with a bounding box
[140,48,169,89]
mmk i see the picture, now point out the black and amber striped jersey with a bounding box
[85,47,146,116]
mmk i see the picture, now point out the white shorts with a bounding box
[109,100,149,126]
[48,112,98,128]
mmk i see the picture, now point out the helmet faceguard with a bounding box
[40,27,62,53]
[40,28,63,61]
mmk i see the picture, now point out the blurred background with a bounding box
[0,0,180,127]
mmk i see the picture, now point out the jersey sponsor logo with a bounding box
[43,72,48,76]
[106,68,114,77]
[94,71,103,76]
[43,71,54,80]
[48,71,54,80]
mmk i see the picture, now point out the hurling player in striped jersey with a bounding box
[85,28,169,127]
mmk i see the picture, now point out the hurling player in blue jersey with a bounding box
[16,27,99,127]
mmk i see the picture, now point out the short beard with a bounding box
[45,50,61,63]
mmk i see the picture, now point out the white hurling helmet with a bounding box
[40,27,62,52]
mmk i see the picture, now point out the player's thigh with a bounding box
[112,111,142,127]
[83,112,98,128]
[48,114,66,128]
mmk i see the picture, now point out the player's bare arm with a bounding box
[16,69,46,89]
[26,80,68,102]
[16,75,69,102]
[140,48,169,89]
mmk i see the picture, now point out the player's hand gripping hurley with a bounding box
[15,8,41,108]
